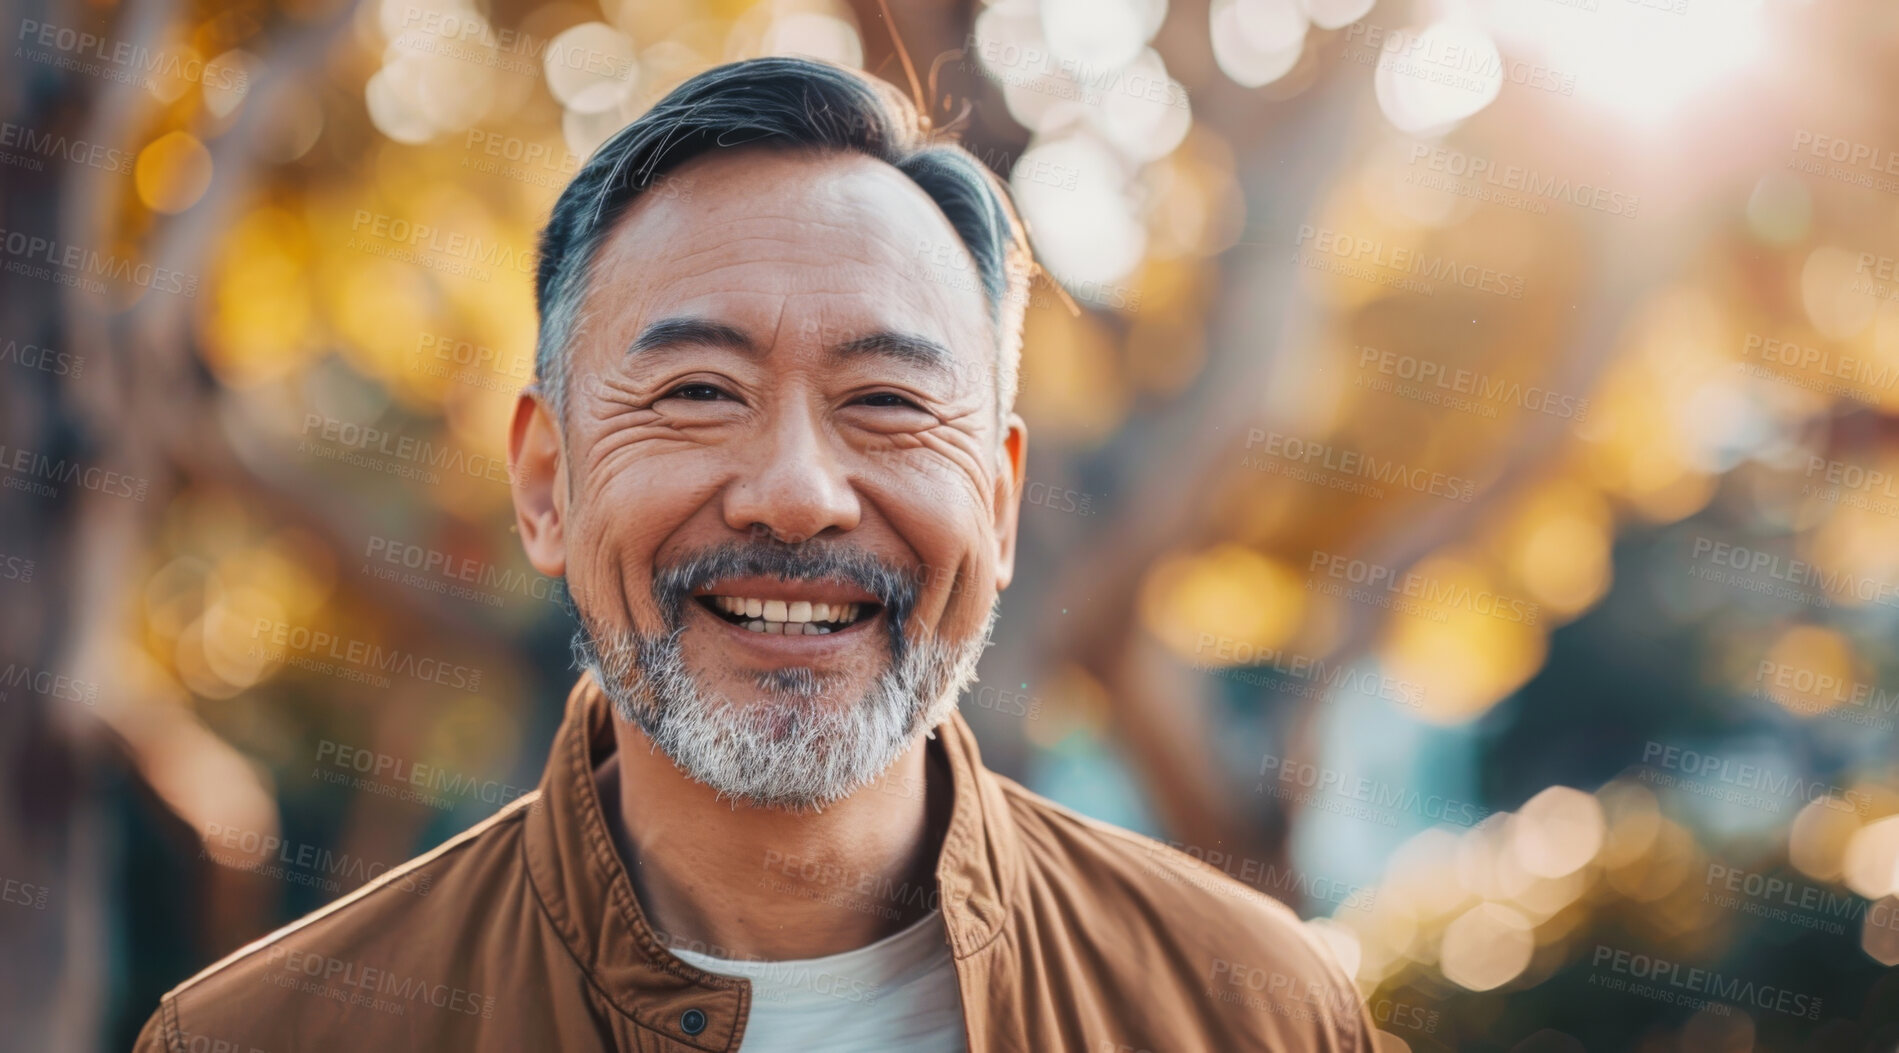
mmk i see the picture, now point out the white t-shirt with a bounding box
[670,909,968,1052]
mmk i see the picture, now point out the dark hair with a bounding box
[531,55,1031,423]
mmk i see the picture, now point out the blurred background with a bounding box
[6,0,1899,1049]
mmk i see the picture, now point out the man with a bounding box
[137,57,1374,1052]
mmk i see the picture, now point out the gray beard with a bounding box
[569,542,998,812]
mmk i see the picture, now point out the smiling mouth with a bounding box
[694,594,882,636]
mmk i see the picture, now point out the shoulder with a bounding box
[135,793,539,1050]
[993,774,1374,1049]
[997,776,1343,954]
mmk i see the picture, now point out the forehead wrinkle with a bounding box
[601,152,973,284]
[580,150,996,397]
[615,169,928,260]
[656,222,860,272]
[642,219,926,293]
[623,269,980,369]
[613,217,926,313]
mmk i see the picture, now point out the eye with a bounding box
[665,382,731,402]
[858,391,923,410]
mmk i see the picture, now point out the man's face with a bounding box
[508,147,1028,810]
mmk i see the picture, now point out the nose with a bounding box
[720,401,862,544]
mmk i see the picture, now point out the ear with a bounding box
[992,412,1028,592]
[509,387,567,578]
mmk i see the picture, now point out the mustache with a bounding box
[649,538,920,657]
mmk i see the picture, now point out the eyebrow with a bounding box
[829,331,954,374]
[627,316,955,376]
[628,317,757,356]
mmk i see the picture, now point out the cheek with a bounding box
[940,546,999,636]
[862,440,995,520]
[569,455,723,627]
[870,476,999,631]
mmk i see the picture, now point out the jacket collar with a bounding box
[520,670,1017,1047]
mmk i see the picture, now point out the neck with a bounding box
[598,717,952,962]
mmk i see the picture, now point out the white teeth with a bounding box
[706,594,871,630]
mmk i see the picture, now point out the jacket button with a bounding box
[680,1008,707,1036]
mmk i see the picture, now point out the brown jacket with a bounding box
[136,672,1376,1052]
